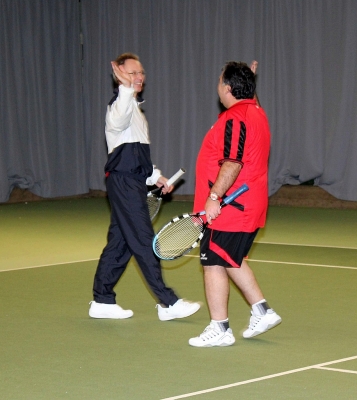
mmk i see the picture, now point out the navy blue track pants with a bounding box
[92,174,179,306]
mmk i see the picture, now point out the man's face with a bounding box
[123,59,146,94]
[217,74,228,107]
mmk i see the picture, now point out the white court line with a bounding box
[316,367,357,374]
[160,355,357,400]
[1,241,356,273]
[2,255,357,273]
[256,241,357,250]
[185,254,357,270]
[0,258,99,272]
[248,259,357,270]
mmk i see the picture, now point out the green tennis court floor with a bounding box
[1,198,357,399]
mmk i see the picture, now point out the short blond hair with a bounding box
[114,52,140,65]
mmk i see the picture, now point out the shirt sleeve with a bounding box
[146,165,162,186]
[105,85,135,134]
[217,118,246,167]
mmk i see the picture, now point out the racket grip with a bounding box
[222,183,249,206]
[198,184,249,216]
[166,168,186,187]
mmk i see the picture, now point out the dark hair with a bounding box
[221,62,256,100]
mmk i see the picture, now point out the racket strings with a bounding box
[147,195,162,220]
[153,215,205,259]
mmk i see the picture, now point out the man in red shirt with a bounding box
[189,61,281,347]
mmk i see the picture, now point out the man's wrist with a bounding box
[208,192,221,201]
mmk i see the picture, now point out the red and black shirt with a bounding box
[194,99,271,232]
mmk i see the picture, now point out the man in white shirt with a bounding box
[89,53,200,322]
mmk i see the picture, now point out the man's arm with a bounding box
[105,85,135,133]
[204,161,242,224]
[106,61,136,133]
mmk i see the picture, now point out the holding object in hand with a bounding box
[147,168,186,220]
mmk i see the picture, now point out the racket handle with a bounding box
[198,183,249,216]
[222,183,249,206]
[167,168,186,186]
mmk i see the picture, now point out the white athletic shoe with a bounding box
[189,323,236,347]
[157,299,200,321]
[89,301,133,319]
[243,309,282,338]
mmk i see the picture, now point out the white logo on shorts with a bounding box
[201,253,207,260]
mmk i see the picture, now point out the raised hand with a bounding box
[250,60,258,75]
[250,60,261,107]
[111,61,132,88]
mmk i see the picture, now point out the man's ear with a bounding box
[226,85,232,94]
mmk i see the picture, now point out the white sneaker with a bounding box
[89,301,133,319]
[189,323,235,347]
[243,309,281,338]
[157,299,200,321]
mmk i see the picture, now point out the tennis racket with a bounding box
[147,168,186,220]
[152,183,249,260]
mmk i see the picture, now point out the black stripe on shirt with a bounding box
[223,119,233,159]
[224,120,246,162]
[237,121,246,162]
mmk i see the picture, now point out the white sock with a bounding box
[252,299,270,316]
[211,318,229,332]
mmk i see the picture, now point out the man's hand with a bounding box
[156,176,173,194]
[250,60,261,106]
[250,60,258,75]
[111,61,132,88]
[204,197,221,225]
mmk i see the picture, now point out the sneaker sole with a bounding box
[189,339,235,347]
[158,304,200,321]
[243,317,282,339]
[89,311,133,319]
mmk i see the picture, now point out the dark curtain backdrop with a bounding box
[1,0,356,202]
[0,0,87,201]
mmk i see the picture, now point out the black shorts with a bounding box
[200,228,259,268]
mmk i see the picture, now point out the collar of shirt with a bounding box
[218,98,256,117]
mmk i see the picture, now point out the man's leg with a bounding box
[227,259,281,338]
[189,265,235,347]
[89,222,134,319]
[92,222,132,304]
[89,175,134,319]
[226,259,264,305]
[109,174,200,320]
[203,265,230,320]
[132,228,201,321]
